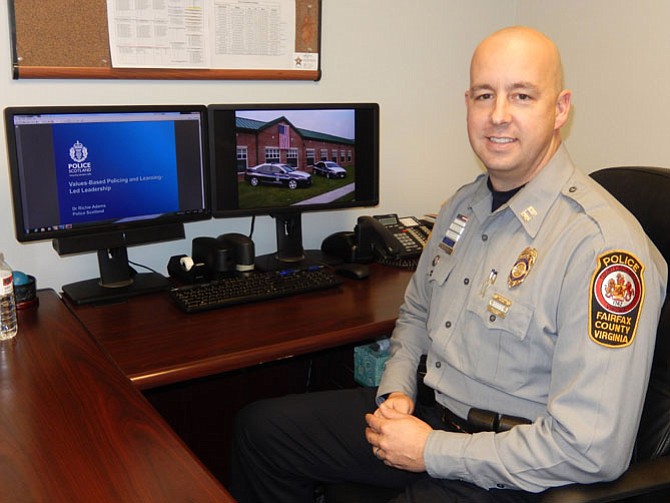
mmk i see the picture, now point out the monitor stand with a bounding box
[254,213,343,271]
[255,249,340,272]
[62,246,170,305]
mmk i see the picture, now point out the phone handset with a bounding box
[355,214,428,260]
[356,216,404,260]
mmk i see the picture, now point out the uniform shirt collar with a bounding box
[508,144,576,238]
[470,144,577,238]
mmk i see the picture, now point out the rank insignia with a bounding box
[589,250,644,348]
[508,247,537,288]
[520,206,538,223]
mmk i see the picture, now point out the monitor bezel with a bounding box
[207,102,380,219]
[4,104,211,245]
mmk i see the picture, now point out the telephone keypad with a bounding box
[394,230,423,252]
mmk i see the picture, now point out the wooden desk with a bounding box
[0,290,234,502]
[66,263,413,390]
[65,263,412,484]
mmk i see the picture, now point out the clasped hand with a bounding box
[364,392,432,472]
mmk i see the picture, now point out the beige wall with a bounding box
[0,0,667,291]
[517,0,670,171]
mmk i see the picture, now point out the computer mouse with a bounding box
[335,263,370,280]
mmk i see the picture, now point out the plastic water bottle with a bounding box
[0,253,18,340]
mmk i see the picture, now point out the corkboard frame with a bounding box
[9,0,321,81]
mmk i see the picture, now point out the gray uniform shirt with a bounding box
[377,145,668,492]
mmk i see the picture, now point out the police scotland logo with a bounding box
[70,140,88,162]
[68,140,92,176]
[589,250,645,348]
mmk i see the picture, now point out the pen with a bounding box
[480,268,497,297]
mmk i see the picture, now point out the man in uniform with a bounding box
[230,26,667,502]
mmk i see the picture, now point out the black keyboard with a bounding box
[169,266,343,313]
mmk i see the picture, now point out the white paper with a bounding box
[106,0,316,71]
[106,0,208,68]
[211,0,300,70]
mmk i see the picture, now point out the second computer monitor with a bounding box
[208,103,379,269]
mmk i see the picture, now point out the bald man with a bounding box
[230,27,667,503]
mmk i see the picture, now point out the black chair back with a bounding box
[590,167,670,461]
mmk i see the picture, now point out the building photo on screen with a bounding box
[234,108,356,209]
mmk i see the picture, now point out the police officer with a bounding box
[230,26,667,502]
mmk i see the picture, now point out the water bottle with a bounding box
[0,253,18,340]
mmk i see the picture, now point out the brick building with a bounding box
[235,116,355,173]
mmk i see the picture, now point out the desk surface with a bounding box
[67,263,413,390]
[1,290,233,502]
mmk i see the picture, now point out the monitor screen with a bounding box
[6,105,209,242]
[208,103,379,269]
[4,104,210,303]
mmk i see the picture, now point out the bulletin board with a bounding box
[9,0,321,80]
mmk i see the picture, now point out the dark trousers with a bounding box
[230,387,540,503]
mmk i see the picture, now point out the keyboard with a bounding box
[169,266,343,313]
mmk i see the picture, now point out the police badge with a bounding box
[508,247,537,288]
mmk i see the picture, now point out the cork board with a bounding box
[9,0,321,80]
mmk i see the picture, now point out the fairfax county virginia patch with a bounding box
[589,250,645,348]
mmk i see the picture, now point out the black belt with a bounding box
[418,355,531,434]
[436,403,531,434]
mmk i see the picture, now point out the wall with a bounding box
[2,1,669,292]
[516,0,670,171]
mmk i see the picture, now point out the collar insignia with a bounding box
[520,206,538,223]
[508,247,537,288]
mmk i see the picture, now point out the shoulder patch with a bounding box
[589,251,645,348]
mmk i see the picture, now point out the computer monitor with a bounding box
[208,103,379,270]
[4,104,210,304]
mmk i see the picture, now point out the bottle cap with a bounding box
[14,273,38,309]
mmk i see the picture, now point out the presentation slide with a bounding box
[52,121,179,225]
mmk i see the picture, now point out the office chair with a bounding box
[324,167,670,503]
